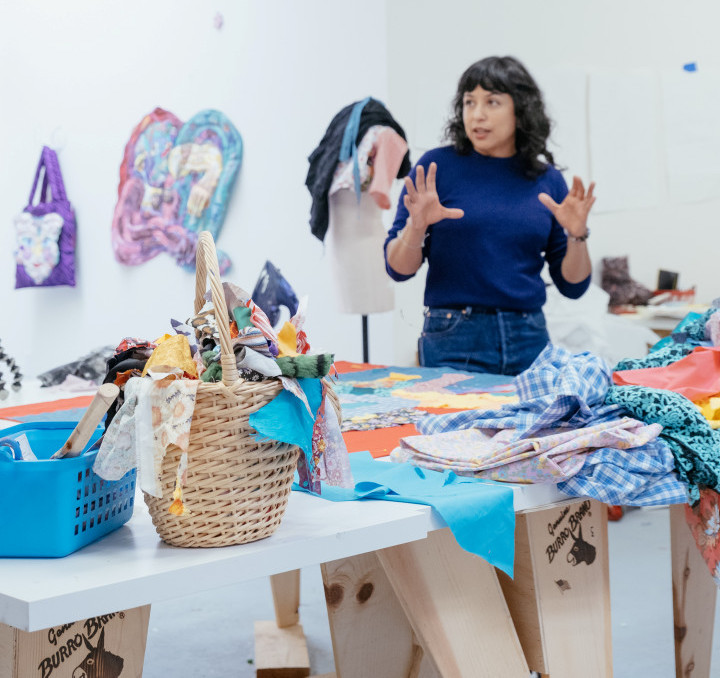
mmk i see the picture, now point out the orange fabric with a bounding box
[613,345,720,401]
[333,360,385,374]
[0,396,95,419]
[342,423,419,458]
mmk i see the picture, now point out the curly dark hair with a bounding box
[444,56,555,179]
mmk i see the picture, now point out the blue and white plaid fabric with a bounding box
[416,344,689,506]
[557,438,688,506]
[417,345,626,439]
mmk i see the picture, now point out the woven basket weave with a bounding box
[143,231,300,548]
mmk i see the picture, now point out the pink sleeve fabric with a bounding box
[368,128,408,210]
[612,345,720,401]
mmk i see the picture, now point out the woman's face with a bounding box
[462,85,516,157]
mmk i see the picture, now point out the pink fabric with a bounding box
[613,345,720,401]
[369,128,408,209]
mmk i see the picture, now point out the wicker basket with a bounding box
[143,231,300,548]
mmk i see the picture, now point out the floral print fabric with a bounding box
[685,488,720,585]
[391,417,663,483]
[94,376,199,498]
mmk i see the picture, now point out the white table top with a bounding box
[0,490,435,632]
[0,381,571,633]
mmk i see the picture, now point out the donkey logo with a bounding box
[566,524,596,566]
[71,628,124,678]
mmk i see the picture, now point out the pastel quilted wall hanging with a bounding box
[111,107,242,274]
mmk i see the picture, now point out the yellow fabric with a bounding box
[391,388,518,410]
[277,322,299,357]
[142,334,198,378]
[153,333,174,344]
[694,394,720,427]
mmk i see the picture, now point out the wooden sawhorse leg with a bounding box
[256,570,310,677]
[321,550,436,678]
[322,527,529,678]
[670,504,717,678]
[0,604,150,678]
[498,499,612,677]
[270,569,301,628]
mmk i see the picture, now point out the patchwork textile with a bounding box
[336,365,516,432]
[418,345,625,438]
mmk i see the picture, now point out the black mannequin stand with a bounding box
[362,315,369,363]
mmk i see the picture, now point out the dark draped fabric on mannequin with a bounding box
[305,98,411,243]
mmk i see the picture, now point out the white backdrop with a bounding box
[3,1,720,376]
[386,0,720,363]
[0,0,393,376]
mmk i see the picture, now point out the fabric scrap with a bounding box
[293,451,516,577]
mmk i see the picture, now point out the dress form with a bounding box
[326,189,395,315]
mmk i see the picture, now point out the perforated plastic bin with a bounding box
[0,422,136,557]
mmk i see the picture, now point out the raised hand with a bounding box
[538,176,596,238]
[403,162,464,229]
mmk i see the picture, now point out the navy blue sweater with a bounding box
[384,146,590,311]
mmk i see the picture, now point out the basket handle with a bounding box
[194,231,239,386]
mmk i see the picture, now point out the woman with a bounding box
[384,55,596,375]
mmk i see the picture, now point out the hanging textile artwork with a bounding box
[14,146,77,288]
[111,107,242,274]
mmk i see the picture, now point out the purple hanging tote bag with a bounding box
[14,146,76,288]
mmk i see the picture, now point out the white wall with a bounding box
[4,1,720,378]
[386,0,720,363]
[0,0,392,377]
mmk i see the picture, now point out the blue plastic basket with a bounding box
[0,422,136,557]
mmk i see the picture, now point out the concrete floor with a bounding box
[141,505,720,677]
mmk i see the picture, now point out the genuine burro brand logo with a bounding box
[545,500,597,566]
[38,613,125,678]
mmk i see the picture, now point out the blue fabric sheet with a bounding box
[249,378,322,456]
[249,379,323,487]
[293,451,516,577]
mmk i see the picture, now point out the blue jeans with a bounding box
[418,306,550,376]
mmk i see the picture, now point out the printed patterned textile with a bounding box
[329,125,384,196]
[343,407,428,432]
[391,417,663,483]
[14,212,64,284]
[695,397,720,428]
[94,376,199,498]
[685,488,720,585]
[706,310,720,346]
[250,378,354,495]
[418,345,625,439]
[557,438,687,506]
[329,125,409,209]
[605,385,720,504]
[306,381,354,492]
[336,365,516,433]
[615,342,699,372]
[688,308,718,342]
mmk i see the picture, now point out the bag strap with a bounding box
[28,146,68,206]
